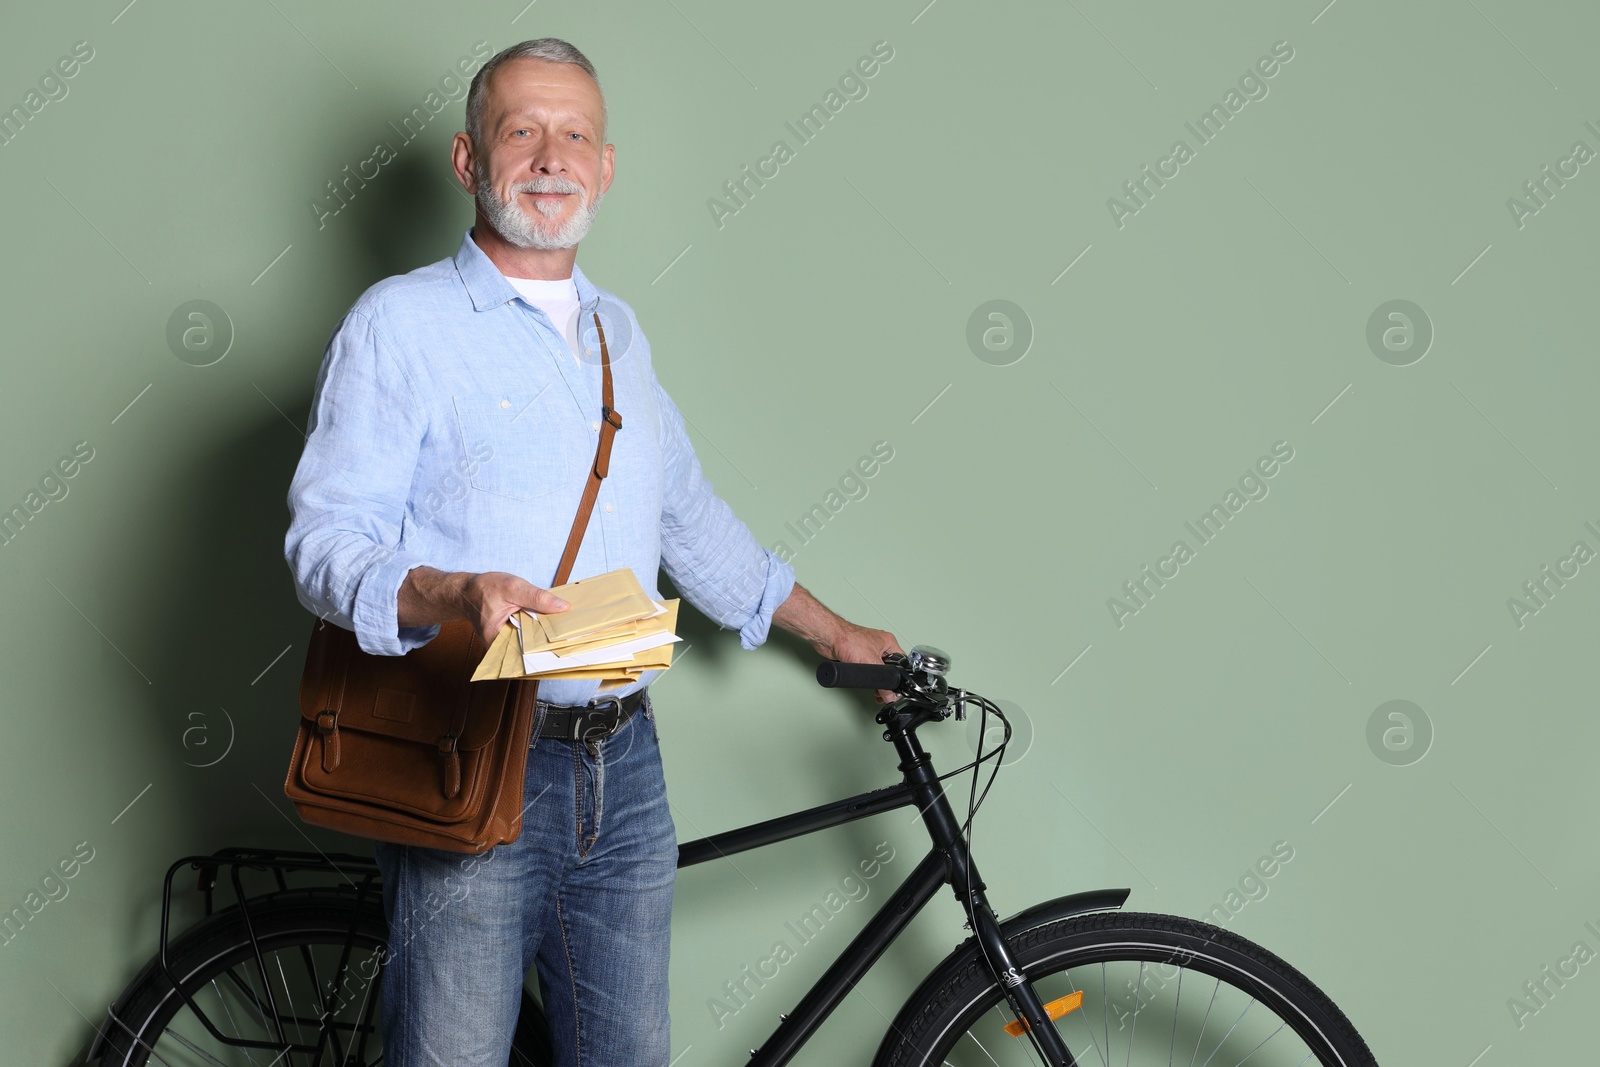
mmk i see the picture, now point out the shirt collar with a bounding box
[453,227,601,314]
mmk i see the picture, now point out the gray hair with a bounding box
[466,38,608,151]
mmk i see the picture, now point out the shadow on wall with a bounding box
[65,149,470,1063]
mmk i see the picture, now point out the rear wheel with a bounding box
[98,886,551,1067]
[877,912,1377,1067]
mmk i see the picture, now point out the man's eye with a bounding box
[569,132,584,140]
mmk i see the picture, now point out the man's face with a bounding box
[471,57,613,250]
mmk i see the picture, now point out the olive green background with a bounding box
[3,0,1597,1063]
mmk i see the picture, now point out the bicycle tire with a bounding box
[875,911,1377,1067]
[97,885,552,1067]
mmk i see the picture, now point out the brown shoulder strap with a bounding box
[487,311,620,734]
[552,310,620,587]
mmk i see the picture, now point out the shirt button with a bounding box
[604,503,614,513]
[500,399,510,409]
[590,420,601,431]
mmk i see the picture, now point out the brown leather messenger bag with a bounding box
[284,311,621,854]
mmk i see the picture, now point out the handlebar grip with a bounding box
[816,660,905,691]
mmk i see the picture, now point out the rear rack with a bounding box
[91,846,383,1064]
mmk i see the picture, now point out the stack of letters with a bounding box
[472,568,679,692]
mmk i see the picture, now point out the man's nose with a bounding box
[526,139,566,177]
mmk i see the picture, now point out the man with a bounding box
[284,37,901,1067]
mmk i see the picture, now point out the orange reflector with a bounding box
[1003,991,1084,1037]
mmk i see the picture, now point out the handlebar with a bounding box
[816,646,955,718]
[816,659,907,691]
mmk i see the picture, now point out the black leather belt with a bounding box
[533,689,646,744]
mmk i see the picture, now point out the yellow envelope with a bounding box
[537,568,658,643]
[474,592,679,681]
[524,616,644,657]
[536,646,674,679]
[551,602,675,658]
[534,668,631,680]
[473,620,519,682]
[534,602,680,675]
[627,644,675,670]
[534,644,676,680]
[499,625,525,678]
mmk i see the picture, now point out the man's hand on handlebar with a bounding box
[816,620,905,704]
[771,582,905,703]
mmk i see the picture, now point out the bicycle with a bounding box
[89,646,1379,1066]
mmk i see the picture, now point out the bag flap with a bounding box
[298,617,523,750]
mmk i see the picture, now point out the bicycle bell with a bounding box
[909,645,950,679]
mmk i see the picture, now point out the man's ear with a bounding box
[451,132,479,194]
[599,142,615,196]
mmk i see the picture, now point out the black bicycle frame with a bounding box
[93,708,1090,1065]
[675,704,1081,1067]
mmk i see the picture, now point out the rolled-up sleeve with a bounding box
[653,378,794,650]
[284,309,440,656]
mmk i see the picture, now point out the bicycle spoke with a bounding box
[1187,978,1221,1067]
[1124,961,1145,1067]
[223,958,292,1054]
[273,955,302,1067]
[103,1009,185,1067]
[1102,962,1110,1067]
[1064,973,1109,1067]
[961,1026,1004,1066]
[137,943,390,1067]
[101,875,414,1067]
[221,964,277,1033]
[298,922,362,1065]
[979,1001,1053,1067]
[241,931,293,1057]
[152,1020,242,1067]
[347,954,383,1066]
[1168,967,1183,1067]
[1223,1021,1284,1067]
[1195,997,1255,1067]
[210,975,266,1067]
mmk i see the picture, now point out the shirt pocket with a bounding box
[451,391,577,503]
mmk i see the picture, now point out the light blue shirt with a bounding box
[284,228,795,705]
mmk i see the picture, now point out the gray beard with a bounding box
[476,172,604,250]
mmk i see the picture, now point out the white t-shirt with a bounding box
[506,275,581,368]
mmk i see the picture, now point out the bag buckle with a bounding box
[315,709,338,735]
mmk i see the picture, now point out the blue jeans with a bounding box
[374,694,676,1066]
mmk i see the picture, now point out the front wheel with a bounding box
[876,911,1377,1067]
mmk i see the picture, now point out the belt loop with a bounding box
[529,699,549,751]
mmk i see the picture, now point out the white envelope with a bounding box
[521,631,681,675]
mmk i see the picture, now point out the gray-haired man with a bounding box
[285,37,901,1066]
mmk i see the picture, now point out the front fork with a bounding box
[965,891,1077,1065]
[894,734,1078,1066]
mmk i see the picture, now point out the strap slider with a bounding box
[601,404,622,430]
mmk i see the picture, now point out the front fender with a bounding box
[871,887,1130,1066]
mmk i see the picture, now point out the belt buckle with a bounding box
[577,694,625,743]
